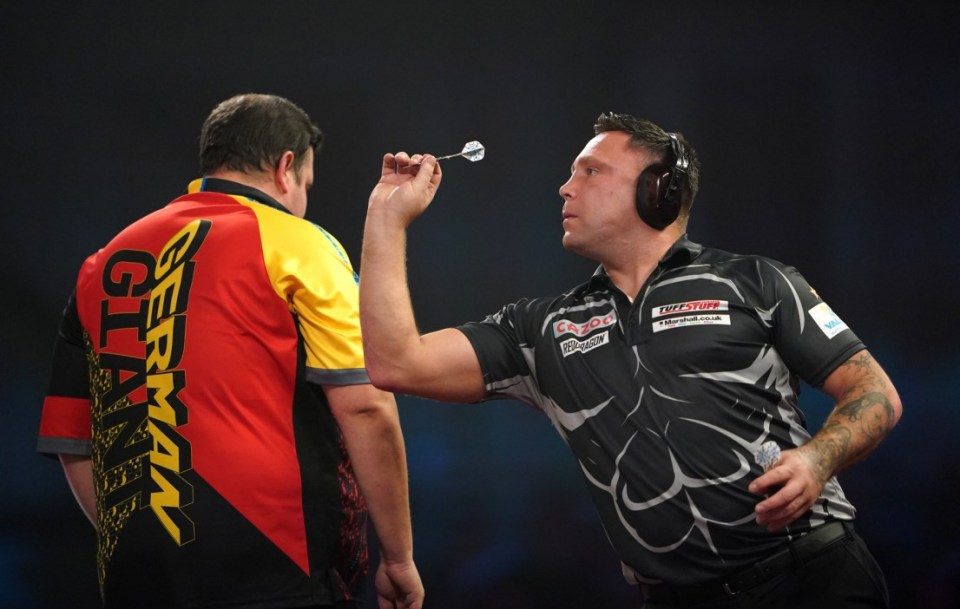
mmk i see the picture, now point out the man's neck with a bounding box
[206,169,281,203]
[602,228,682,301]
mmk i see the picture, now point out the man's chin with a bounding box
[561,233,578,251]
[561,236,597,261]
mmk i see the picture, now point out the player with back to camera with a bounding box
[38,93,423,609]
[358,112,901,608]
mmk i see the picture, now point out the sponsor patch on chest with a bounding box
[552,311,616,357]
[552,311,617,337]
[651,299,730,333]
[652,299,728,318]
[560,331,610,357]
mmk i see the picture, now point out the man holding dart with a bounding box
[358,113,901,608]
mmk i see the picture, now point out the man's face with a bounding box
[284,148,314,219]
[558,131,655,260]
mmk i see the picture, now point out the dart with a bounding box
[754,441,781,472]
[399,140,485,172]
[435,140,485,162]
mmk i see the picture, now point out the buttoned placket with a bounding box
[625,262,671,346]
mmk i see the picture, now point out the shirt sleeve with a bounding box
[457,299,540,403]
[37,291,93,456]
[759,259,866,387]
[250,204,369,386]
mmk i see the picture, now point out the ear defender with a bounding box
[636,133,690,230]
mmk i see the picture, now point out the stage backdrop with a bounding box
[2,3,957,607]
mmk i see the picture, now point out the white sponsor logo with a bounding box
[560,332,610,357]
[553,311,617,337]
[807,302,848,339]
[652,299,728,319]
[652,314,730,333]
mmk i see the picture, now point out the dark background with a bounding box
[2,2,958,607]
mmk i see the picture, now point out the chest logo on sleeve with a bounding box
[651,299,730,333]
[807,302,849,338]
[553,311,616,357]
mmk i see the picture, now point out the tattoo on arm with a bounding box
[836,391,896,442]
[808,425,852,485]
[811,352,898,479]
[836,352,897,434]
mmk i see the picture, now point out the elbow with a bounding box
[887,389,903,428]
[362,338,404,393]
[365,359,410,394]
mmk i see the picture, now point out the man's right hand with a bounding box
[367,153,442,228]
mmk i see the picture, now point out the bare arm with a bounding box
[360,152,486,403]
[751,349,902,531]
[60,454,97,528]
[324,382,423,609]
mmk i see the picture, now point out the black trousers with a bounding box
[642,528,889,609]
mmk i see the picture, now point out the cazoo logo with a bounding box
[553,312,617,337]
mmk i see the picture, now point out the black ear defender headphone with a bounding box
[635,133,690,230]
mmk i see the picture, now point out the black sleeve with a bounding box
[45,290,91,400]
[762,259,866,386]
[457,300,538,402]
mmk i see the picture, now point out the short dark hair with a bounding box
[594,112,700,217]
[199,93,323,177]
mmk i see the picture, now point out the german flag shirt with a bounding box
[38,179,370,608]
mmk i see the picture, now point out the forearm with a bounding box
[327,386,414,563]
[342,410,413,562]
[60,454,97,527]
[752,351,901,530]
[805,350,902,483]
[359,209,424,386]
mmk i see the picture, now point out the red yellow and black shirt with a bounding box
[38,178,369,608]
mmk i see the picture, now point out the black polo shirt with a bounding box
[458,235,864,586]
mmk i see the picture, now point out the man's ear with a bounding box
[273,150,296,194]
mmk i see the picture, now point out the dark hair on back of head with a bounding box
[593,112,700,210]
[199,93,323,177]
